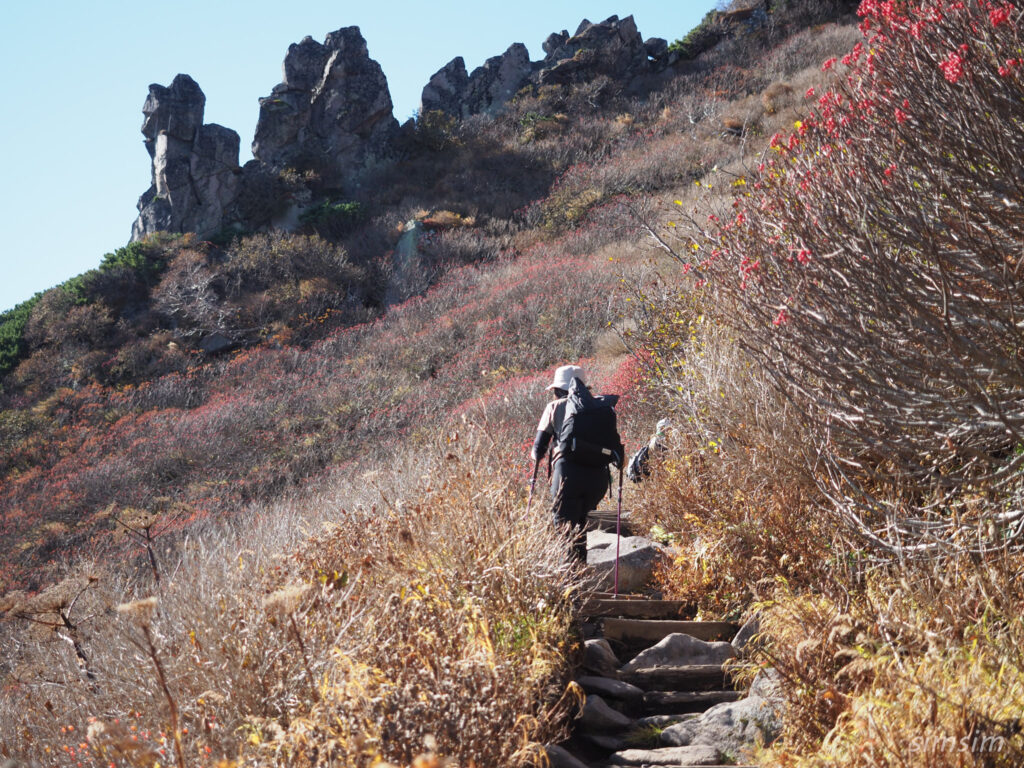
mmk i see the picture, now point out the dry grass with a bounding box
[624,297,831,618]
[0,428,584,767]
[756,559,1024,767]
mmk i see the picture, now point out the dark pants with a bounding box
[550,459,608,562]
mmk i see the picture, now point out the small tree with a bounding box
[0,575,101,680]
[108,499,188,585]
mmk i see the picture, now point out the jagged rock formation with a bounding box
[252,26,398,182]
[420,56,471,117]
[421,15,663,120]
[132,75,242,241]
[132,9,781,242]
[133,28,398,242]
[537,15,649,86]
[421,43,532,118]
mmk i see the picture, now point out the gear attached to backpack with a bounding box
[557,377,625,468]
[626,443,651,483]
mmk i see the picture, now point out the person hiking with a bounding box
[627,417,671,483]
[531,365,622,562]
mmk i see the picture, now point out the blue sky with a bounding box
[0,1,716,313]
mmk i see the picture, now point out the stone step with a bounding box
[602,619,738,647]
[619,665,731,692]
[580,598,692,620]
[641,690,743,716]
[587,509,633,535]
[601,744,723,766]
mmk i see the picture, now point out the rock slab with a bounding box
[588,536,667,594]
[621,632,737,672]
[582,638,621,677]
[579,694,632,732]
[606,744,723,766]
[577,675,645,704]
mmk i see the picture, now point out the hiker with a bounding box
[627,417,671,483]
[531,365,622,562]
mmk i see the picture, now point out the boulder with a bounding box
[578,694,632,731]
[587,536,666,594]
[621,633,737,673]
[606,744,723,766]
[582,638,621,677]
[660,669,784,756]
[732,611,763,653]
[645,37,669,59]
[199,332,235,355]
[252,26,398,183]
[587,530,618,550]
[132,77,242,241]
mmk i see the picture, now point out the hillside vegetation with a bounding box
[8,0,1024,766]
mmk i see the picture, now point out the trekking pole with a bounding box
[614,459,624,597]
[526,458,540,516]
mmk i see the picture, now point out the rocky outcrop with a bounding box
[588,535,667,594]
[420,44,531,119]
[538,15,649,86]
[133,27,402,242]
[463,43,532,115]
[420,15,658,121]
[252,26,398,183]
[420,57,470,117]
[132,75,242,241]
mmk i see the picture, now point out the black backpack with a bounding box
[557,377,625,468]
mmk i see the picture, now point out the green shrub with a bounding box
[298,198,362,237]
[98,240,169,287]
[668,10,722,60]
[0,294,42,380]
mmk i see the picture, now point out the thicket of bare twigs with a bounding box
[629,2,1024,766]
[695,0,1024,560]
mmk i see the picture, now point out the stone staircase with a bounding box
[548,594,756,767]
[544,505,774,768]
[548,593,765,768]
[542,512,776,767]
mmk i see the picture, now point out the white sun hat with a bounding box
[546,364,586,391]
